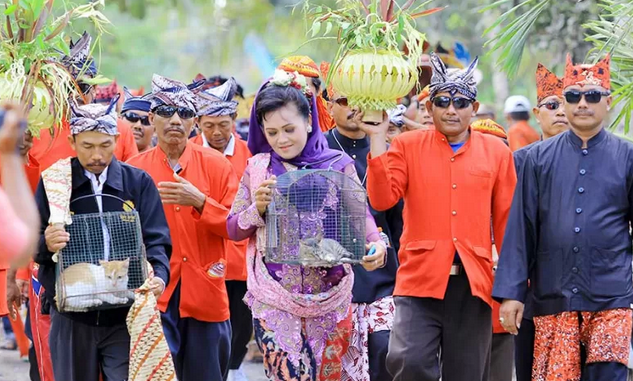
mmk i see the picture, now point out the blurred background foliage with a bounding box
[67,0,608,117]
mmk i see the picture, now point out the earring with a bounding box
[307,125,312,133]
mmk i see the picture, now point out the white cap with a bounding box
[504,95,531,114]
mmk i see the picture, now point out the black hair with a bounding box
[255,85,311,127]
[509,111,530,121]
[311,77,322,93]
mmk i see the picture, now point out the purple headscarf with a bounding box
[247,80,353,176]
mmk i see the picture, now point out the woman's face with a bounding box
[262,103,310,160]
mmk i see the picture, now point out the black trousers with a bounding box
[514,318,535,381]
[386,272,492,381]
[162,282,232,381]
[490,333,514,381]
[226,280,253,370]
[49,308,129,381]
[368,330,391,381]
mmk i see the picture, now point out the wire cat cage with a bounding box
[55,194,148,313]
[265,169,367,267]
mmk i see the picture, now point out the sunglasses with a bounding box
[564,90,610,104]
[123,112,150,126]
[77,82,93,95]
[334,97,348,107]
[538,101,561,111]
[153,105,196,120]
[432,96,473,110]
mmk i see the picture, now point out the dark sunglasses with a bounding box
[334,97,348,107]
[432,96,473,110]
[538,101,561,111]
[123,112,150,126]
[564,90,610,104]
[153,105,196,120]
[77,82,93,95]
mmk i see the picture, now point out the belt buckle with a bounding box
[450,264,462,276]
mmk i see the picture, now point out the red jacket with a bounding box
[366,129,516,307]
[127,143,238,322]
[190,134,252,280]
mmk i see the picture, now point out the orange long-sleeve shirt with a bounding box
[366,129,517,306]
[190,134,252,281]
[127,142,238,322]
[507,120,540,152]
[31,121,139,171]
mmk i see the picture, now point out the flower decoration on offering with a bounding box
[270,69,313,97]
[302,0,444,122]
[0,0,110,136]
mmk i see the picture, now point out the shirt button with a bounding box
[576,208,582,214]
[183,257,188,262]
[573,247,580,253]
[579,169,586,175]
[574,227,581,233]
[578,187,585,193]
[352,154,357,159]
[452,184,457,189]
[176,206,181,212]
[572,287,579,294]
[450,157,455,162]
[452,210,457,216]
[582,150,588,155]
[572,267,579,274]
[453,237,458,242]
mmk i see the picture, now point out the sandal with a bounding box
[0,340,17,350]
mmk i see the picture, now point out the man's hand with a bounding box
[0,103,26,156]
[255,176,277,216]
[352,111,390,138]
[6,278,22,320]
[45,224,69,253]
[148,277,165,298]
[499,299,524,335]
[158,173,206,213]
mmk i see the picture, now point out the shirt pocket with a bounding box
[473,246,493,264]
[590,247,631,298]
[405,240,436,253]
[533,250,562,299]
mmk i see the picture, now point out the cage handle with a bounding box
[70,194,136,210]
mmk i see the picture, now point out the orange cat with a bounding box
[58,259,133,312]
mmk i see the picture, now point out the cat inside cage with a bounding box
[55,203,148,313]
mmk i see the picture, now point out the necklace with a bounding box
[332,129,368,186]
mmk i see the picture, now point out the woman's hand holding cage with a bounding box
[361,242,387,271]
[255,175,276,216]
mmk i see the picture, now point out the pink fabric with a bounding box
[0,188,29,262]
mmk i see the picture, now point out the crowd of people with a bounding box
[0,26,630,381]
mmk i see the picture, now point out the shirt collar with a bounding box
[566,127,607,149]
[84,166,109,187]
[333,128,369,149]
[201,133,236,157]
[156,142,194,171]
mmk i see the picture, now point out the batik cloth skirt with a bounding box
[532,308,632,381]
[341,296,395,381]
[254,313,352,381]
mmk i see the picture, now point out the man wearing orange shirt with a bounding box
[127,74,238,381]
[505,95,540,151]
[190,77,253,381]
[30,32,138,171]
[360,53,516,381]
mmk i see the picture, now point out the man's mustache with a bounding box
[87,161,107,167]
[574,110,594,116]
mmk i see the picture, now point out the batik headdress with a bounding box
[429,52,479,101]
[471,118,508,139]
[95,80,119,104]
[60,31,97,79]
[196,77,239,117]
[417,85,431,102]
[148,74,198,111]
[320,61,336,98]
[121,87,151,113]
[563,54,611,90]
[387,105,407,128]
[536,63,564,104]
[69,94,120,136]
[278,56,321,78]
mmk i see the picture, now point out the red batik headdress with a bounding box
[471,119,508,140]
[536,64,563,104]
[563,54,611,90]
